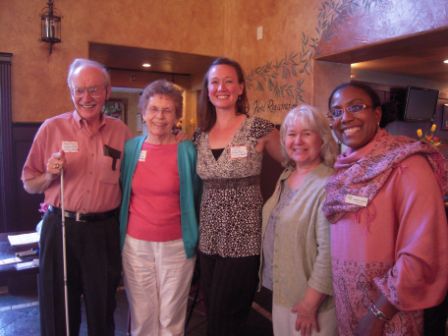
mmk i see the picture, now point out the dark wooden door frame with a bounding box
[0,53,13,233]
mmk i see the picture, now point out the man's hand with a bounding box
[46,150,66,176]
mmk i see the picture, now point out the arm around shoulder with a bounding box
[261,127,283,163]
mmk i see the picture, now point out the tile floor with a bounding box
[0,277,273,336]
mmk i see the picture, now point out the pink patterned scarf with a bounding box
[323,129,447,223]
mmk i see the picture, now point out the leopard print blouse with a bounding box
[195,116,274,257]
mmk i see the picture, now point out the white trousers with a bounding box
[272,303,338,336]
[122,235,196,336]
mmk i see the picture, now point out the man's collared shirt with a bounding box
[22,111,131,213]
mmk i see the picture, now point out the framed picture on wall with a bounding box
[442,104,448,130]
[104,98,128,123]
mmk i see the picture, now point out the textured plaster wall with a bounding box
[223,0,320,124]
[2,0,448,124]
[316,0,448,57]
[0,0,225,122]
[231,0,448,124]
[224,0,448,126]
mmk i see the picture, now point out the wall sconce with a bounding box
[40,0,61,55]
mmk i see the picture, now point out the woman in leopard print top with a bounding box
[195,57,282,336]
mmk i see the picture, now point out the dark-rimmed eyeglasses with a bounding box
[330,104,370,118]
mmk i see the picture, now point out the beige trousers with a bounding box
[122,235,195,336]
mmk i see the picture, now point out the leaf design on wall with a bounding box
[318,0,386,44]
[247,52,302,103]
[247,0,383,107]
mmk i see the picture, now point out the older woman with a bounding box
[323,82,448,336]
[261,104,339,336]
[119,79,200,335]
[195,57,282,335]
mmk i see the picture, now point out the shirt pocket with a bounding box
[99,155,120,185]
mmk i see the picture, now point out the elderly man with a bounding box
[22,58,131,336]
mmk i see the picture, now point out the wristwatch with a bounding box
[369,303,390,322]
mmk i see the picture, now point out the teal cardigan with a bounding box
[119,136,201,258]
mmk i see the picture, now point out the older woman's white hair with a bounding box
[280,103,339,167]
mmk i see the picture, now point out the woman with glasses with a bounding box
[119,79,200,335]
[323,82,448,335]
[261,104,338,336]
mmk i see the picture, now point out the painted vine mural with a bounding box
[247,0,387,121]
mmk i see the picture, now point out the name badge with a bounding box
[62,141,78,153]
[139,150,147,162]
[230,146,248,159]
[345,194,368,207]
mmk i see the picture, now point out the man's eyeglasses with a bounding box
[330,104,370,118]
[147,106,174,115]
[72,86,105,98]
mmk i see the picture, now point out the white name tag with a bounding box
[345,194,368,207]
[61,141,78,153]
[230,146,248,159]
[139,150,147,162]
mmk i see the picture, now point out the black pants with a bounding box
[38,211,121,336]
[199,252,259,336]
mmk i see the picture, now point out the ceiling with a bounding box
[351,48,448,83]
[89,43,216,78]
[317,28,448,83]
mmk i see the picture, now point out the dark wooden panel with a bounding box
[260,152,283,202]
[11,123,42,232]
[0,53,13,233]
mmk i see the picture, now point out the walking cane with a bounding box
[60,168,70,336]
